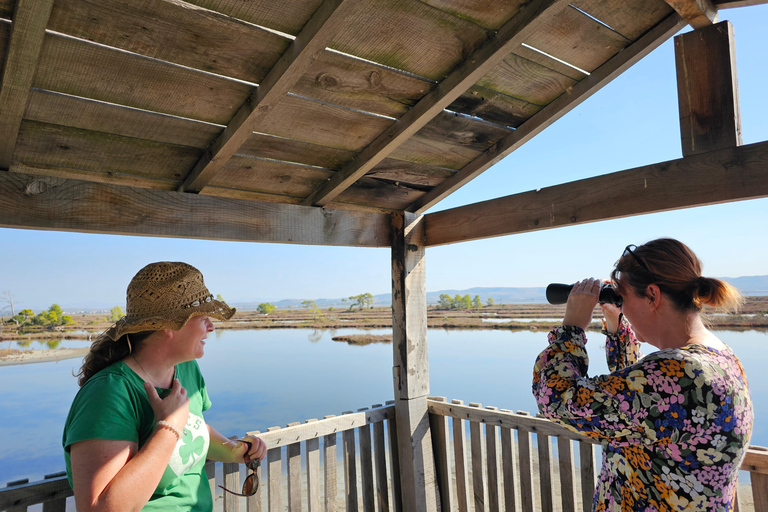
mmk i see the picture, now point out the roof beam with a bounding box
[715,0,768,7]
[0,171,391,247]
[407,12,687,215]
[675,20,741,157]
[300,0,571,208]
[178,0,359,193]
[423,139,768,247]
[663,0,718,28]
[0,0,55,170]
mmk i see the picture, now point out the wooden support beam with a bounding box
[407,12,687,215]
[300,0,571,207]
[0,0,55,169]
[178,0,359,193]
[0,171,391,247]
[664,0,719,28]
[715,0,768,8]
[675,21,741,157]
[424,139,768,246]
[391,212,438,512]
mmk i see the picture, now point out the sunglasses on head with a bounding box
[219,442,260,497]
[623,244,657,283]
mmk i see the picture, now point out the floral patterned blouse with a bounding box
[532,321,753,512]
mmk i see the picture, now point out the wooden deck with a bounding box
[2,399,766,511]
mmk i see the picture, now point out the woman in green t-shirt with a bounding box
[63,262,267,511]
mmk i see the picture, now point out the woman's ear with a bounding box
[646,284,661,308]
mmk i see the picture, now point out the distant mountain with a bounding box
[721,275,768,295]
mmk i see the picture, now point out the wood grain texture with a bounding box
[518,429,535,512]
[753,472,768,512]
[184,0,325,36]
[305,424,320,512]
[664,0,718,27]
[579,442,598,512]
[0,0,54,169]
[536,433,553,512]
[287,439,302,512]
[0,171,392,246]
[424,139,768,246]
[358,411,375,512]
[222,462,240,512]
[393,396,439,512]
[420,0,529,30]
[500,427,517,512]
[574,0,674,40]
[342,416,358,511]
[408,12,686,214]
[557,437,576,512]
[484,411,500,512]
[372,420,390,512]
[427,398,453,512]
[324,430,338,512]
[451,400,470,512]
[46,0,290,83]
[267,445,283,512]
[675,20,741,157]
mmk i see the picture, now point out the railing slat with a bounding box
[323,417,338,512]
[428,397,453,512]
[485,406,500,512]
[373,412,391,512]
[500,425,517,512]
[6,478,29,512]
[517,423,535,512]
[267,441,283,512]
[386,402,403,512]
[343,412,359,512]
[557,436,576,512]
[358,408,375,512]
[41,472,67,512]
[223,461,241,512]
[287,438,302,512]
[469,402,486,512]
[451,399,470,512]
[537,432,553,512]
[247,456,263,512]
[306,420,320,512]
[754,472,768,512]
[578,441,597,512]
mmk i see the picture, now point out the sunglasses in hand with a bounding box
[219,441,261,497]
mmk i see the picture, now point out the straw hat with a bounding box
[105,262,236,341]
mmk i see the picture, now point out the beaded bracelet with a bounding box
[157,420,182,441]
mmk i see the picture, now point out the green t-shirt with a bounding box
[63,360,213,511]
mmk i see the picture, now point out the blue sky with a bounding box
[1,5,767,312]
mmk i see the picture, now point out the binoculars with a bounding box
[546,283,622,306]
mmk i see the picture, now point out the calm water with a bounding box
[1,328,766,485]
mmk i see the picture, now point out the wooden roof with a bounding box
[1,0,766,247]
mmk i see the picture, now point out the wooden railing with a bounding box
[0,402,400,512]
[427,397,768,512]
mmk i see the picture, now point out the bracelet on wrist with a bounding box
[156,420,182,441]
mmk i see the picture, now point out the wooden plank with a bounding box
[451,400,470,512]
[393,396,439,512]
[4,478,29,512]
[342,412,359,512]
[675,20,741,157]
[33,31,252,126]
[0,171,392,247]
[500,427,517,512]
[716,0,768,7]
[427,397,453,512]
[536,433,553,512]
[450,84,542,128]
[557,437,576,512]
[223,461,241,512]
[372,413,390,512]
[485,407,500,512]
[573,0,674,41]
[206,460,217,504]
[246,432,264,512]
[420,0,529,30]
[423,139,768,246]
[518,428,535,512]
[367,159,455,189]
[753,472,768,512]
[0,0,12,18]
[184,0,325,36]
[742,446,768,475]
[14,121,202,183]
[324,421,338,512]
[664,0,718,27]
[306,421,321,512]
[408,12,686,214]
[386,407,403,512]
[0,0,54,169]
[579,442,597,512]
[46,0,290,84]
[287,432,302,512]
[239,132,355,170]
[41,472,67,512]
[24,89,221,149]
[301,0,569,207]
[358,409,375,512]
[180,0,363,192]
[267,442,283,512]
[469,403,486,512]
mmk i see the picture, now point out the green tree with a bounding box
[109,305,124,322]
[257,302,276,315]
[349,293,374,310]
[472,295,482,309]
[486,297,495,307]
[460,294,472,310]
[301,300,318,310]
[437,294,453,309]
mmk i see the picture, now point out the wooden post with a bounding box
[391,211,439,512]
[675,20,741,157]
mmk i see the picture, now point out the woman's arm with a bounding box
[206,426,267,463]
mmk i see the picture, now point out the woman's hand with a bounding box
[240,434,267,463]
[600,302,622,335]
[562,278,601,330]
[145,378,189,433]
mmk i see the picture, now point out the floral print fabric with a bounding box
[532,323,753,511]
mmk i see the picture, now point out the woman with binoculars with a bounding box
[532,238,753,512]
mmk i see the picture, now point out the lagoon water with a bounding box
[1,327,766,485]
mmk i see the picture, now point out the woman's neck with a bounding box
[127,343,176,388]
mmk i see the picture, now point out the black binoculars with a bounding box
[545,283,622,306]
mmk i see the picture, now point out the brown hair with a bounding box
[76,330,154,386]
[610,238,742,313]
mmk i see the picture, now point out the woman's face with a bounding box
[175,315,214,360]
[618,284,654,346]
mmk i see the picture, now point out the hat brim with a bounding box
[105,299,236,341]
